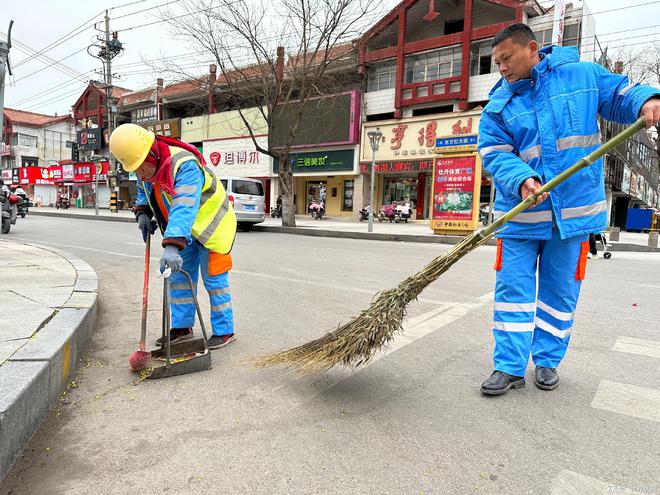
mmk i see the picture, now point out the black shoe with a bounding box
[208,334,236,350]
[534,366,559,390]
[155,327,193,347]
[480,370,526,396]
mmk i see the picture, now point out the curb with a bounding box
[0,242,98,482]
[30,210,133,224]
[251,225,660,252]
[30,210,660,252]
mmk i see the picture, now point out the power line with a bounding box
[12,11,103,69]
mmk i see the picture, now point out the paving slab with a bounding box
[0,240,98,482]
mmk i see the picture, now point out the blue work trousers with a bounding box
[169,242,234,336]
[492,228,588,376]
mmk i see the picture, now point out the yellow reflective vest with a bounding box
[142,145,237,254]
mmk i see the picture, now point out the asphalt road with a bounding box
[1,215,659,495]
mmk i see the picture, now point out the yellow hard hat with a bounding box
[109,123,155,172]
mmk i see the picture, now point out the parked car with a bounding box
[218,176,266,231]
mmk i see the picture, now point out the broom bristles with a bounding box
[249,231,494,373]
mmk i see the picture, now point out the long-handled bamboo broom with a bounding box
[251,117,647,374]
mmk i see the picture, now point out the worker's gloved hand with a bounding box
[159,245,183,273]
[136,212,157,243]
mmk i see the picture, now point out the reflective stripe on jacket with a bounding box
[137,145,237,254]
[478,45,660,240]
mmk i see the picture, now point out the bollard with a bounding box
[648,231,658,249]
[109,191,118,213]
[609,226,620,242]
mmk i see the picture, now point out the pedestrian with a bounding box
[478,23,660,395]
[109,123,238,350]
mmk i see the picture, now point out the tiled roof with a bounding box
[3,108,73,127]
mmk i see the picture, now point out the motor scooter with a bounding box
[56,195,70,209]
[378,203,397,222]
[309,200,325,220]
[0,191,19,234]
[395,203,413,223]
[270,204,282,218]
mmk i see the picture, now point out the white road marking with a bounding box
[551,469,654,494]
[612,337,660,360]
[244,291,494,413]
[591,380,660,424]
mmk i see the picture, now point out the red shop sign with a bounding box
[74,162,109,182]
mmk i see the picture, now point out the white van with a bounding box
[218,176,266,231]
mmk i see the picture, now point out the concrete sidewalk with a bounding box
[29,206,659,251]
[0,240,98,481]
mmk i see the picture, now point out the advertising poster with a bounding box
[431,154,481,233]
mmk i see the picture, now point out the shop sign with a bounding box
[203,136,270,177]
[77,128,104,151]
[11,168,19,185]
[361,113,481,163]
[0,143,10,156]
[273,149,354,174]
[74,162,109,182]
[1,170,11,181]
[621,166,631,194]
[435,134,478,154]
[143,119,181,138]
[18,167,53,185]
[360,159,434,175]
[49,165,63,182]
[62,164,75,181]
[430,155,481,233]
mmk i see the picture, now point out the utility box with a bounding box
[625,208,653,231]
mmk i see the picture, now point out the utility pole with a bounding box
[90,11,122,212]
[0,21,14,168]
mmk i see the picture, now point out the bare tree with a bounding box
[613,42,660,155]
[159,0,375,226]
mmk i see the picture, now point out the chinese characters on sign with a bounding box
[296,155,327,167]
[432,155,476,225]
[434,134,478,154]
[360,160,433,174]
[209,151,261,166]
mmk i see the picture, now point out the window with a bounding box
[367,60,397,92]
[404,46,462,84]
[563,23,580,47]
[17,134,38,148]
[534,28,553,48]
[233,180,264,196]
[343,180,354,211]
[534,22,580,48]
[444,19,464,35]
[470,40,497,76]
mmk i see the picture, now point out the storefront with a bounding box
[360,112,481,220]
[273,148,359,217]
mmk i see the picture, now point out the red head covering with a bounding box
[143,136,206,195]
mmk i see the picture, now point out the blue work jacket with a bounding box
[478,45,660,239]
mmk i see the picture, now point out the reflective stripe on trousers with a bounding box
[492,228,587,376]
[169,241,234,336]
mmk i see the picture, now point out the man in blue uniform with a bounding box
[478,24,660,395]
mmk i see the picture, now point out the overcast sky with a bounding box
[2,0,659,116]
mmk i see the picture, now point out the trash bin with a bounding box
[76,196,82,208]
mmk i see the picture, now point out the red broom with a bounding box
[129,232,152,372]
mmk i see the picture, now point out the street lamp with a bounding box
[366,129,382,233]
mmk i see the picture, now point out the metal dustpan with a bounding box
[147,270,212,379]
